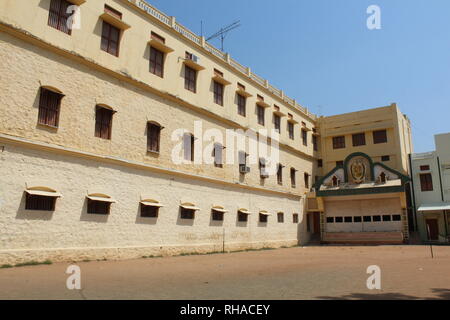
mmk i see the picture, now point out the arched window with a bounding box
[147,121,162,153]
[38,86,64,128]
[95,104,115,140]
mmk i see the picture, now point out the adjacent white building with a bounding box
[411,133,450,242]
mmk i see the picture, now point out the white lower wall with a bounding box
[0,142,305,264]
[324,198,403,233]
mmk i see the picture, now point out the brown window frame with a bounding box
[149,46,164,78]
[420,173,433,192]
[420,165,430,171]
[38,87,63,128]
[352,133,366,147]
[87,200,111,215]
[302,129,308,146]
[48,0,73,35]
[257,105,265,126]
[273,114,281,133]
[101,21,121,57]
[318,159,323,168]
[25,194,57,211]
[95,106,114,140]
[184,65,197,93]
[237,93,246,117]
[373,130,387,144]
[288,122,294,140]
[312,135,318,151]
[332,136,345,149]
[213,81,224,106]
[293,213,299,224]
[147,122,162,153]
[381,155,391,162]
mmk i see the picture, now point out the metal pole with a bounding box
[427,224,434,259]
[222,228,225,253]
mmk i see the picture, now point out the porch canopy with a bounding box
[418,203,450,212]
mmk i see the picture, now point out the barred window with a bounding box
[181,208,195,219]
[48,0,73,35]
[141,205,159,218]
[87,200,111,215]
[38,88,63,128]
[25,194,56,211]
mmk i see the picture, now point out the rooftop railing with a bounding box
[130,0,316,120]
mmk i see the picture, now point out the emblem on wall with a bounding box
[350,159,366,183]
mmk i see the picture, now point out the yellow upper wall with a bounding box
[0,0,413,191]
[317,104,412,175]
[0,0,318,158]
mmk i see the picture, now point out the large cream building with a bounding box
[0,0,413,264]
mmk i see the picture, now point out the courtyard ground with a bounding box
[0,245,450,300]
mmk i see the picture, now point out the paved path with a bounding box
[1,246,450,300]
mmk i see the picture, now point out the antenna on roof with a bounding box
[206,20,241,51]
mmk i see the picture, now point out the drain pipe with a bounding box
[408,153,418,231]
[437,156,448,237]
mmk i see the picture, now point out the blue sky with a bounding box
[145,0,450,153]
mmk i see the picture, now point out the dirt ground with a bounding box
[0,245,450,300]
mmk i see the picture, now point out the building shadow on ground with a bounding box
[316,288,450,300]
